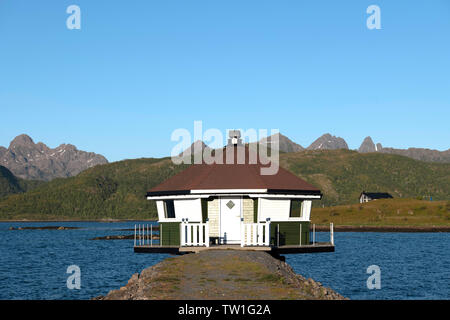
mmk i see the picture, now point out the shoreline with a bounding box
[0,219,157,223]
[314,225,450,232]
[2,220,449,232]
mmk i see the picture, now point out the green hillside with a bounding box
[0,165,43,199]
[0,158,189,220]
[0,150,448,220]
[281,150,449,207]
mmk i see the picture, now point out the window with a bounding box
[289,200,303,218]
[164,200,175,219]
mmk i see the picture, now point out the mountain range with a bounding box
[1,132,449,184]
[0,134,108,181]
[281,133,449,163]
[358,136,450,162]
[189,133,449,163]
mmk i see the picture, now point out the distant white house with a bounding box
[359,191,393,203]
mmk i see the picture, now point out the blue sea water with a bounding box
[286,231,450,300]
[0,221,167,300]
[0,222,449,300]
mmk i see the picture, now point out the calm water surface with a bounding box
[286,231,450,299]
[0,222,448,300]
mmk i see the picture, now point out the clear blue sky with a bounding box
[0,0,449,161]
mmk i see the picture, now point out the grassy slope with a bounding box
[0,149,448,221]
[0,158,188,220]
[311,198,450,227]
[281,150,449,206]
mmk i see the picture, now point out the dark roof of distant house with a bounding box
[360,192,393,199]
[147,145,321,197]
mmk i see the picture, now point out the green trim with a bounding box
[160,222,180,246]
[201,199,208,223]
[253,198,258,223]
[270,221,310,246]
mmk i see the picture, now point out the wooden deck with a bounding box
[134,242,335,254]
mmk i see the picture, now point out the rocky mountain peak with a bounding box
[1,135,108,181]
[258,133,304,153]
[359,136,376,153]
[376,143,383,151]
[307,133,349,150]
[179,140,209,157]
[9,134,35,148]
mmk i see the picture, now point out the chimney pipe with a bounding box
[228,130,242,146]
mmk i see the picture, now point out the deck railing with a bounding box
[180,221,210,247]
[330,222,334,245]
[310,223,334,246]
[133,221,334,248]
[240,221,271,247]
[134,224,158,247]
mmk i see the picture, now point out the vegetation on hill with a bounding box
[281,150,449,207]
[0,149,448,220]
[0,159,188,220]
[0,165,43,198]
[311,198,450,227]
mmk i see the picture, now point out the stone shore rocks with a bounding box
[89,234,159,240]
[9,226,79,230]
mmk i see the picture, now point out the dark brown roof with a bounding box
[147,146,321,196]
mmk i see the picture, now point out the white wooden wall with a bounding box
[156,200,165,221]
[300,200,312,221]
[258,198,312,222]
[155,197,314,223]
[175,199,202,222]
[156,199,202,222]
[258,198,290,221]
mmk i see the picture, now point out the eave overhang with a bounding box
[146,188,322,200]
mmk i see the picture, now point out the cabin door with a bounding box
[219,197,242,244]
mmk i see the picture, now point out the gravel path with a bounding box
[96,250,346,300]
